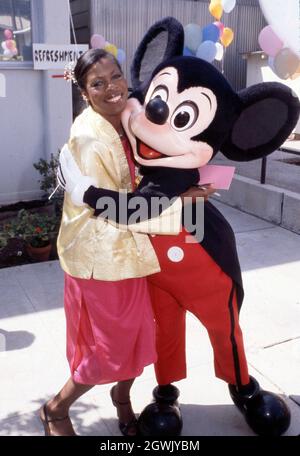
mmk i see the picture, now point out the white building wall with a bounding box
[0,0,72,205]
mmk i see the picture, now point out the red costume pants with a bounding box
[147,228,250,387]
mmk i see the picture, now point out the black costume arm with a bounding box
[83,167,199,224]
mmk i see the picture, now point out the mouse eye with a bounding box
[150,85,168,102]
[171,101,199,131]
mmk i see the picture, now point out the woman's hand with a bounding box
[180,184,216,203]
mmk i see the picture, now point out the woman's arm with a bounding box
[58,143,185,234]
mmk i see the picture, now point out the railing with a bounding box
[260,145,300,184]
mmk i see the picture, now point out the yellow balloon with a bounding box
[220,27,234,47]
[104,43,118,57]
[209,1,223,21]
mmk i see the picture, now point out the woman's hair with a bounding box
[74,48,122,90]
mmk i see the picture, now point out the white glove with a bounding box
[57,144,98,206]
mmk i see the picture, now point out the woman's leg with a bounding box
[111,378,137,436]
[41,377,93,436]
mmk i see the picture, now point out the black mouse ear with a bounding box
[130,16,184,91]
[220,82,300,161]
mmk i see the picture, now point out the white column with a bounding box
[41,0,72,159]
[0,73,6,98]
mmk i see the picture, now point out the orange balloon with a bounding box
[291,72,300,80]
[220,27,234,47]
[209,1,223,21]
[290,62,300,79]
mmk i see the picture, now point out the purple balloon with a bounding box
[258,26,283,57]
[90,34,106,49]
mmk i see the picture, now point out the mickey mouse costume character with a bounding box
[58,18,300,436]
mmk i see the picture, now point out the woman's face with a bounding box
[83,57,128,121]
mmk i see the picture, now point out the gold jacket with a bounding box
[57,106,182,281]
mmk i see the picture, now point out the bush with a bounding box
[33,152,61,197]
[33,151,64,217]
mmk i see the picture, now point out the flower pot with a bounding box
[26,242,52,262]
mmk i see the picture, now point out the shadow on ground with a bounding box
[0,328,35,351]
[0,399,258,436]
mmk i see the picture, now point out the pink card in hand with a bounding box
[198,165,235,190]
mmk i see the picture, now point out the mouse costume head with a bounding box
[122,17,300,169]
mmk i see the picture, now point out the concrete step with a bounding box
[212,174,300,235]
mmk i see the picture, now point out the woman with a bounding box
[40,49,184,437]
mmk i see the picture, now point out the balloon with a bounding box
[196,41,217,63]
[273,47,300,80]
[6,40,16,51]
[104,43,118,57]
[2,40,17,57]
[268,56,275,72]
[184,24,202,53]
[4,29,13,40]
[221,0,236,14]
[209,1,223,21]
[202,24,220,43]
[220,27,234,47]
[259,0,299,58]
[213,21,225,36]
[183,46,194,56]
[258,26,283,57]
[117,48,126,64]
[90,34,106,49]
[215,42,224,61]
[290,63,300,80]
[291,71,300,80]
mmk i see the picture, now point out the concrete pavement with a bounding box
[0,200,299,436]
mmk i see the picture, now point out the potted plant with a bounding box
[2,209,60,262]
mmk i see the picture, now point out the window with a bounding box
[0,0,32,62]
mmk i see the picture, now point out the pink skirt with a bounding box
[64,273,157,385]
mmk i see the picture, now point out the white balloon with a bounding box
[215,42,224,61]
[259,0,300,57]
[221,0,236,14]
[4,49,13,56]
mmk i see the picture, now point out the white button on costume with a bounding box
[167,246,184,262]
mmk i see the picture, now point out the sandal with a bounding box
[110,386,138,437]
[40,403,77,436]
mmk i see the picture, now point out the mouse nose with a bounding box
[145,97,169,125]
